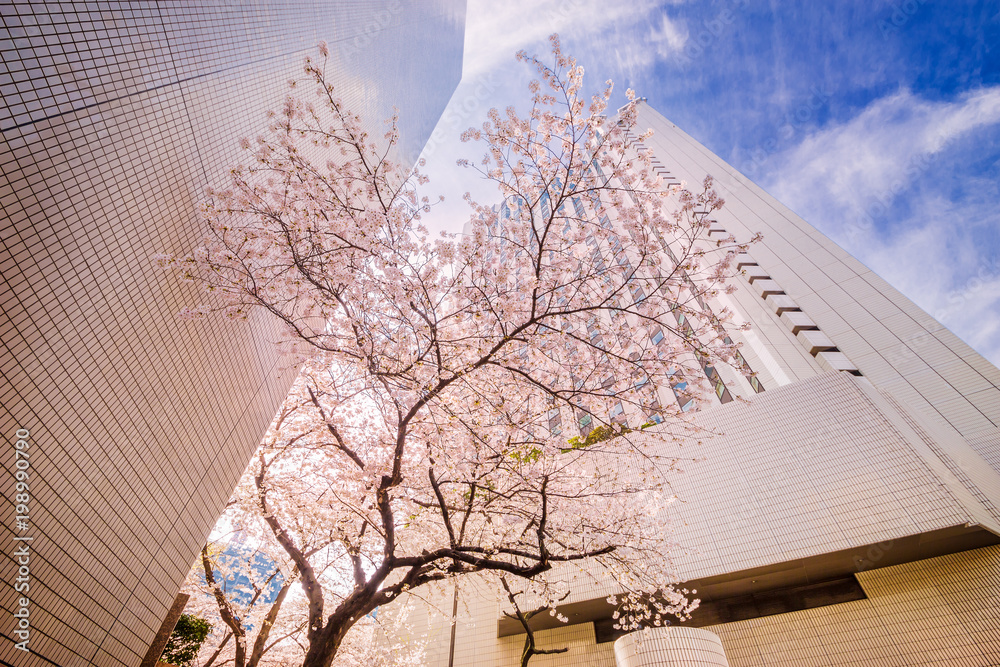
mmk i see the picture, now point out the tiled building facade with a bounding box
[402,102,1000,666]
[0,3,465,666]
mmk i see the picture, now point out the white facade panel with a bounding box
[632,103,999,461]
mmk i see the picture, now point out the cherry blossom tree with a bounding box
[499,576,570,667]
[179,500,427,667]
[162,34,753,667]
[174,534,308,667]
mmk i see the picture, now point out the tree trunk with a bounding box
[300,624,346,667]
[300,602,375,667]
[247,580,292,667]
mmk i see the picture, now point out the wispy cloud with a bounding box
[462,0,667,79]
[603,11,689,81]
[766,87,1000,223]
[763,87,1000,366]
[652,12,689,58]
[860,204,1000,365]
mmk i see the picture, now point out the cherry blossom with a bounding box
[164,34,754,667]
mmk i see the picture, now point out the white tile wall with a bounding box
[0,3,464,665]
[389,372,1000,666]
[614,627,729,667]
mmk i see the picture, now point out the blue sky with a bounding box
[418,0,1000,367]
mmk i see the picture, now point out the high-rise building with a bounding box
[403,101,1000,666]
[0,3,465,666]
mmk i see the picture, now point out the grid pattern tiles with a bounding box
[709,544,1000,666]
[498,371,1000,611]
[0,2,465,666]
[661,371,1000,584]
[389,372,1000,666]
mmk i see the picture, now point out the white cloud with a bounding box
[766,87,1000,224]
[462,0,666,78]
[419,0,677,236]
[606,13,688,81]
[762,87,1000,366]
[862,209,1000,364]
[652,12,688,59]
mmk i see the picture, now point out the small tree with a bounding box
[162,614,212,667]
[162,34,751,667]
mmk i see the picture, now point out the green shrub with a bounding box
[161,614,212,667]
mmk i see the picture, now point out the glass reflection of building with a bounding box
[204,538,283,629]
[0,3,465,666]
[473,165,765,439]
